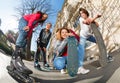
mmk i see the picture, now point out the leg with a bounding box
[77,37,90,74]
[10,17,32,74]
[78,37,86,67]
[60,56,67,74]
[34,47,41,69]
[42,48,50,67]
[87,35,96,43]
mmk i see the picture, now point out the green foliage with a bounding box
[0,41,13,55]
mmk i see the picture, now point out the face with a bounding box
[42,14,48,20]
[80,11,87,19]
[61,29,69,39]
[46,23,51,30]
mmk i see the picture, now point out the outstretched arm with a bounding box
[83,14,101,25]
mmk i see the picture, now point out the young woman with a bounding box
[10,11,48,74]
[53,27,80,74]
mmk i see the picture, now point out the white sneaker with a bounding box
[61,69,67,74]
[77,67,90,74]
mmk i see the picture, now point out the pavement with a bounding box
[0,49,120,83]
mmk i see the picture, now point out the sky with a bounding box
[0,0,20,33]
[31,0,64,51]
[0,0,64,33]
[0,0,64,51]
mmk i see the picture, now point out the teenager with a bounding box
[10,11,48,74]
[34,23,52,69]
[77,8,101,74]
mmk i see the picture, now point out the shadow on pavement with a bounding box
[32,49,120,83]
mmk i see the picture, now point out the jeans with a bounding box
[78,35,96,67]
[61,56,67,69]
[87,35,96,43]
[16,17,28,48]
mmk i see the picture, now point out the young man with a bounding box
[10,11,48,74]
[73,8,102,74]
[34,23,52,69]
[75,8,113,74]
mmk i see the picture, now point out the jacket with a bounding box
[37,28,51,48]
[23,13,42,37]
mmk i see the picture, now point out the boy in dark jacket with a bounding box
[34,23,52,69]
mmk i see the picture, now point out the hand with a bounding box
[96,14,102,18]
[43,47,46,52]
[37,47,41,51]
[24,26,29,32]
[68,33,74,36]
[56,51,59,56]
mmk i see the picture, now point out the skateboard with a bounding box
[67,36,79,77]
[7,66,35,83]
[90,23,108,67]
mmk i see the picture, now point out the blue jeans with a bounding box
[78,35,96,67]
[87,36,96,43]
[16,17,28,48]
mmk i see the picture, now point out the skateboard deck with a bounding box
[7,66,35,83]
[90,23,108,67]
[67,36,79,77]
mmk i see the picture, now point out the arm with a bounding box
[57,38,68,56]
[83,14,101,25]
[69,29,80,42]
[27,13,41,28]
[45,32,51,47]
[37,29,43,45]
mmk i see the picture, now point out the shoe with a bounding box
[44,63,50,67]
[107,55,114,62]
[77,67,90,74]
[61,69,67,74]
[34,62,41,70]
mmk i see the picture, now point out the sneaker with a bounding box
[44,63,50,67]
[77,67,90,74]
[34,62,41,70]
[61,69,67,74]
[107,55,114,62]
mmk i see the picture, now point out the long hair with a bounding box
[57,28,70,41]
[35,11,48,26]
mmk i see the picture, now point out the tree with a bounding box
[15,0,51,60]
[6,30,16,44]
[0,18,1,26]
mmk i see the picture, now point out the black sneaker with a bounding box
[34,62,41,70]
[107,55,114,62]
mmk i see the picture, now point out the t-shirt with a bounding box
[79,17,92,38]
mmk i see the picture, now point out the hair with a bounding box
[55,28,61,40]
[57,27,70,40]
[46,22,52,27]
[36,11,42,14]
[79,8,89,17]
[36,13,48,26]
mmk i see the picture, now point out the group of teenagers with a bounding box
[9,8,112,75]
